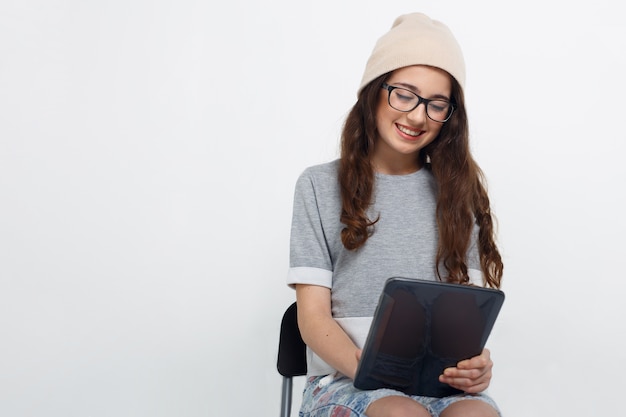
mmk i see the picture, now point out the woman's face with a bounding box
[373,65,452,174]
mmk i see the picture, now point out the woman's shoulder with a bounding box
[301,159,339,177]
[294,159,341,201]
[298,159,340,184]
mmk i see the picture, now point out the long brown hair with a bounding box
[338,71,503,288]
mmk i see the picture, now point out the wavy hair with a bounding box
[338,72,503,288]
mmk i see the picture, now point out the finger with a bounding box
[440,366,492,385]
[440,369,489,385]
[456,373,491,394]
[457,350,492,370]
[442,365,489,380]
[439,372,491,393]
[448,367,492,382]
[455,379,490,394]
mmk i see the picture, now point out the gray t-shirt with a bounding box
[287,159,482,375]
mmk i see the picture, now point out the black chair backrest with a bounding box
[277,302,307,377]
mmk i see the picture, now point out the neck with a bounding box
[372,154,421,175]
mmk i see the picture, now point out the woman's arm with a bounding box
[295,284,361,380]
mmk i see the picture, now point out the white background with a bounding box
[1,1,624,416]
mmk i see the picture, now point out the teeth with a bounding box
[398,125,421,136]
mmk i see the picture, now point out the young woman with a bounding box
[287,13,504,417]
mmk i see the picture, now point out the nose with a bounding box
[406,102,428,124]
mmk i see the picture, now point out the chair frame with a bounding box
[277,302,307,417]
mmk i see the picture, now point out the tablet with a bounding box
[353,277,505,397]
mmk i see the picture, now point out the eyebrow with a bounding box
[392,82,451,101]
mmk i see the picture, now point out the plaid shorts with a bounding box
[299,374,501,417]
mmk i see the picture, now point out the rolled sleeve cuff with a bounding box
[286,266,332,289]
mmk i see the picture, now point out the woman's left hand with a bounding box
[438,348,493,393]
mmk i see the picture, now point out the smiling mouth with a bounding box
[397,124,423,137]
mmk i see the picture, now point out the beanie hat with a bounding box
[358,13,466,94]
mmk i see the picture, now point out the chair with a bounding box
[277,302,307,417]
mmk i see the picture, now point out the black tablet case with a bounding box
[353,277,505,397]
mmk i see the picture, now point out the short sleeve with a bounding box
[287,169,334,289]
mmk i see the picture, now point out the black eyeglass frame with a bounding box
[381,82,456,123]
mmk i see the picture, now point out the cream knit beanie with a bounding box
[358,13,466,94]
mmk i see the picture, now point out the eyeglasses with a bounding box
[381,83,456,123]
